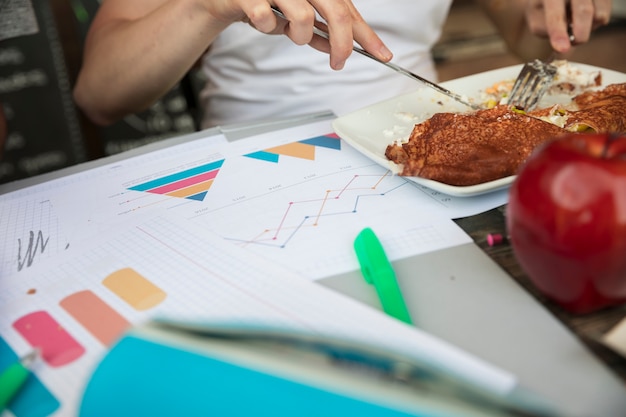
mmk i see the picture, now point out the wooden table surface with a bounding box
[454,206,626,386]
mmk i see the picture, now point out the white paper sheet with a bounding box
[0,120,505,280]
[0,215,516,416]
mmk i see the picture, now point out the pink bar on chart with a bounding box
[13,311,85,367]
[149,170,218,195]
[60,290,131,346]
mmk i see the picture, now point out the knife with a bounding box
[271,7,482,111]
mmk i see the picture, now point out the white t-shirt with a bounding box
[199,0,453,128]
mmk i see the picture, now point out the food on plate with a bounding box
[385,83,626,186]
[532,87,626,133]
[479,60,602,106]
[547,59,602,95]
[384,105,565,186]
[571,82,626,106]
[563,95,626,133]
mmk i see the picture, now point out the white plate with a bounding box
[333,63,626,197]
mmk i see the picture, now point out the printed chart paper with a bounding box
[0,120,506,280]
[0,215,515,417]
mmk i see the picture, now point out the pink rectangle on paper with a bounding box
[60,290,130,346]
[13,311,85,367]
[149,170,218,195]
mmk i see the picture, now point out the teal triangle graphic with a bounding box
[244,150,280,163]
[299,134,341,150]
[187,191,208,201]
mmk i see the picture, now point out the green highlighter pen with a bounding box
[354,227,412,324]
[0,350,38,410]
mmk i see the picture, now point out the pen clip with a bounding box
[21,349,39,368]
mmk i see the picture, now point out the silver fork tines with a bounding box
[508,59,558,111]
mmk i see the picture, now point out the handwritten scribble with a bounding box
[17,230,50,271]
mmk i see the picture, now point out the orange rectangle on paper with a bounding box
[60,290,130,346]
[103,267,166,310]
[13,311,85,367]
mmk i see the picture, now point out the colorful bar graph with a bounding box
[13,311,85,367]
[165,179,215,201]
[128,159,224,201]
[244,134,341,163]
[144,170,218,196]
[103,268,166,310]
[299,133,342,149]
[243,150,280,163]
[0,337,60,417]
[264,142,316,160]
[60,290,131,346]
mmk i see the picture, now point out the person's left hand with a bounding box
[524,0,612,52]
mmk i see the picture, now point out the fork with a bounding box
[506,58,558,111]
[270,7,482,111]
[507,24,575,111]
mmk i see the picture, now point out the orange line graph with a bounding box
[226,171,405,248]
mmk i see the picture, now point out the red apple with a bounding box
[506,132,626,314]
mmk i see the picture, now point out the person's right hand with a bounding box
[75,0,392,126]
[207,0,392,70]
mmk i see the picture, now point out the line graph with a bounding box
[0,121,475,286]
[189,154,469,280]
[224,171,407,248]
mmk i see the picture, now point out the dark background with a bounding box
[0,0,201,185]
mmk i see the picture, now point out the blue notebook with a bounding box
[79,320,560,417]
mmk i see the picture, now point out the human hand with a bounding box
[210,0,392,70]
[524,0,612,52]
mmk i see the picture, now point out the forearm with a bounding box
[74,0,225,125]
[74,0,392,126]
